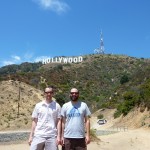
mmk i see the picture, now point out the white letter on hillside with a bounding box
[51,57,53,63]
[55,57,58,63]
[63,57,68,63]
[73,57,78,63]
[68,57,73,63]
[42,59,47,64]
[59,57,63,63]
[78,56,83,62]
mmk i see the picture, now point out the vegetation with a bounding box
[0,62,42,75]
[90,129,100,142]
[0,54,150,116]
[97,114,104,119]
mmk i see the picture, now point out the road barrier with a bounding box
[95,126,128,136]
[0,131,30,143]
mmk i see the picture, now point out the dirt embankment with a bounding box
[91,107,150,130]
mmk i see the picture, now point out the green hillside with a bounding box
[0,54,150,115]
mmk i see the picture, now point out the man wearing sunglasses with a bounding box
[28,86,61,150]
[61,88,91,150]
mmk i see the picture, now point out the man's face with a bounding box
[44,87,53,100]
[70,88,79,101]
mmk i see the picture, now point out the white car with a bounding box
[97,119,107,125]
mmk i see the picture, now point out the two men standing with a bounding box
[29,87,91,150]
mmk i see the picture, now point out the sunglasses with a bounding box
[45,91,53,94]
[70,92,79,95]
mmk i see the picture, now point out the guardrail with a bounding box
[95,126,128,136]
[0,131,30,143]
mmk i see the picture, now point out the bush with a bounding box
[120,74,129,84]
[97,114,104,119]
[55,93,66,106]
[114,110,122,118]
[114,91,140,117]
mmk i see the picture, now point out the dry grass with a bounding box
[0,80,43,131]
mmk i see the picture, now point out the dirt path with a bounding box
[0,129,150,150]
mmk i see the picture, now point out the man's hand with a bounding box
[56,136,61,145]
[61,137,65,146]
[28,136,33,145]
[85,135,90,145]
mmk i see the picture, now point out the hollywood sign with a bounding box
[42,56,83,64]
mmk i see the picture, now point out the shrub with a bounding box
[114,110,122,118]
[120,74,129,84]
[97,114,104,119]
[114,91,140,117]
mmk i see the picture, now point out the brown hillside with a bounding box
[113,107,150,129]
[0,80,43,131]
[91,108,150,130]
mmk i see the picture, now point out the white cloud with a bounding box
[1,53,53,67]
[34,56,51,62]
[1,55,21,67]
[0,51,35,67]
[11,55,21,61]
[2,61,15,66]
[33,0,69,14]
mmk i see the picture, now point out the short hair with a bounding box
[44,86,54,93]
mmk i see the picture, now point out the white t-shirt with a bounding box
[32,100,61,137]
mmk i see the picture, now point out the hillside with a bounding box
[91,107,150,130]
[0,54,150,130]
[0,80,43,131]
[1,54,150,110]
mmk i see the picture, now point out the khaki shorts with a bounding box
[30,136,57,150]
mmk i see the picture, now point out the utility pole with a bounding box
[17,81,21,118]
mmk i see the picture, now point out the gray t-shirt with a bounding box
[61,101,91,138]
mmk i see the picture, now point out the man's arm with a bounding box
[85,116,90,144]
[56,118,61,145]
[28,118,38,145]
[61,116,66,145]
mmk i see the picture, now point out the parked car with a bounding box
[97,119,107,125]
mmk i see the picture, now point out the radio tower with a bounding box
[94,30,105,54]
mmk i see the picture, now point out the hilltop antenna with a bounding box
[94,30,105,54]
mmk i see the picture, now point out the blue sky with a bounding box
[0,0,150,67]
